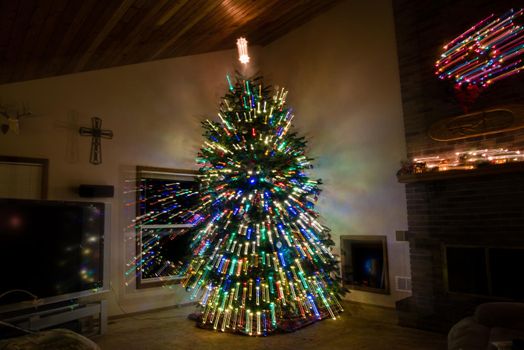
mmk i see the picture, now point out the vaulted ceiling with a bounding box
[0,0,342,85]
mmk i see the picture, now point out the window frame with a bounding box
[135,165,198,289]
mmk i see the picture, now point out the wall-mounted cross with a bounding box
[79,117,113,165]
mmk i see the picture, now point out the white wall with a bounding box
[260,0,410,307]
[0,48,263,315]
[0,0,408,314]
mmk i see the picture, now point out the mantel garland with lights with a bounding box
[398,148,524,176]
[180,74,346,336]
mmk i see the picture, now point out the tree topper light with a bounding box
[236,37,250,64]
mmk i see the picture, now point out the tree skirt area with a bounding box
[95,302,446,350]
[189,310,327,336]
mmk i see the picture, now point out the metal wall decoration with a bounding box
[79,117,113,165]
[428,105,524,141]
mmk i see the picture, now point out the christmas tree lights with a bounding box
[180,74,345,336]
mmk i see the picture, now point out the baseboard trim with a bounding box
[108,301,198,320]
[342,300,398,325]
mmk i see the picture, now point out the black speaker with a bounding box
[78,184,114,198]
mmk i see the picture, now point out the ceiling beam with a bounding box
[107,0,177,67]
[73,0,134,73]
[155,0,190,26]
[149,1,220,60]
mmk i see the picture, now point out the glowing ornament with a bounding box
[236,37,250,64]
[435,8,524,111]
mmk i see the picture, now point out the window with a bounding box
[0,156,48,199]
[135,166,199,289]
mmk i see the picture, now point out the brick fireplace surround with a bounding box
[393,0,524,332]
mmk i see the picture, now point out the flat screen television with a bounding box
[0,198,108,311]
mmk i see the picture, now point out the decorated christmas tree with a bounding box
[181,74,345,336]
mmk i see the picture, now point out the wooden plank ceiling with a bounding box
[0,0,342,84]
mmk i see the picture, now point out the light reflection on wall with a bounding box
[260,0,409,307]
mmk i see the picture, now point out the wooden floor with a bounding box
[95,302,447,350]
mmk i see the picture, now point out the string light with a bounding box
[401,148,524,175]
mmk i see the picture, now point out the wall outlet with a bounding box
[395,276,412,292]
[395,230,409,242]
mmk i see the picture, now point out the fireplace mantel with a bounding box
[397,162,524,183]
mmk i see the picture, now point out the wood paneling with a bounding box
[0,0,341,84]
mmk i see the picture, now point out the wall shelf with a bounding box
[0,300,107,336]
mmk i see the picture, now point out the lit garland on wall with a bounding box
[178,75,345,336]
[435,8,524,88]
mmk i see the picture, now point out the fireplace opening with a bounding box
[445,245,524,299]
[340,235,389,294]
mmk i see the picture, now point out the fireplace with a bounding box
[396,171,524,332]
[340,235,389,294]
[445,245,524,299]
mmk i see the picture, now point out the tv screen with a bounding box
[0,199,105,306]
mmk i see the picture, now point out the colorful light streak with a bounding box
[435,8,524,88]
